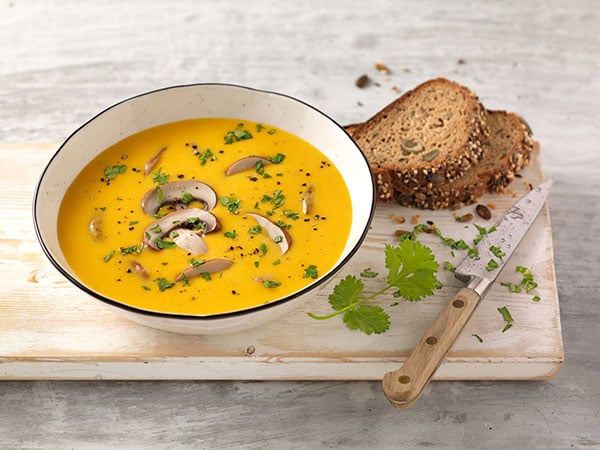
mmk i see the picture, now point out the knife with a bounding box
[382,179,553,408]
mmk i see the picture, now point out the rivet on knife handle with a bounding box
[382,287,481,408]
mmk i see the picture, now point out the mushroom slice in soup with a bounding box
[144,146,167,176]
[225,156,271,176]
[143,208,218,250]
[170,228,208,254]
[247,213,292,255]
[176,258,233,281]
[141,180,217,214]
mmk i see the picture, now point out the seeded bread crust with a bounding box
[350,78,490,198]
[346,110,535,210]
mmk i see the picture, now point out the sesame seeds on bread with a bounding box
[346,79,536,210]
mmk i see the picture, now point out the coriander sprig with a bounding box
[308,240,439,335]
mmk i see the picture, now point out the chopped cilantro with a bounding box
[267,153,286,164]
[120,244,143,255]
[155,237,176,250]
[248,225,262,235]
[498,306,514,332]
[360,268,379,278]
[303,265,318,279]
[224,123,253,144]
[181,191,193,204]
[197,149,215,166]
[190,258,205,267]
[443,261,456,272]
[155,277,175,292]
[151,167,169,185]
[263,279,280,288]
[104,164,127,180]
[224,230,237,239]
[220,195,241,214]
[308,239,439,335]
[489,245,506,261]
[486,259,500,271]
[103,250,116,262]
[472,334,484,343]
[283,209,299,220]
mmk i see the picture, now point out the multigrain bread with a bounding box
[345,79,535,210]
[350,78,490,200]
[392,110,535,209]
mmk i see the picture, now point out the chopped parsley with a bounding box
[486,259,500,271]
[180,191,193,204]
[155,237,176,250]
[489,245,506,261]
[261,189,285,209]
[120,244,143,255]
[190,258,205,267]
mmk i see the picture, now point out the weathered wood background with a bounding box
[1,0,599,448]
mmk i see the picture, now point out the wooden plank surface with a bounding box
[0,142,562,380]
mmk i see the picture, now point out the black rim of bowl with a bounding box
[32,83,377,321]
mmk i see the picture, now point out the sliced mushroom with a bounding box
[171,228,208,254]
[247,213,292,255]
[144,146,167,176]
[141,180,217,215]
[89,214,104,240]
[176,258,233,281]
[130,260,149,279]
[143,208,219,250]
[225,156,271,176]
[302,184,314,215]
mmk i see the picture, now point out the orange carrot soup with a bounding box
[57,118,352,315]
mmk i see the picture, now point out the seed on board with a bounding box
[476,204,492,220]
[355,74,370,88]
[455,212,474,223]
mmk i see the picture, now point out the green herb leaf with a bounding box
[155,277,175,292]
[497,306,514,332]
[360,268,379,278]
[220,195,241,214]
[472,333,484,343]
[104,164,127,180]
[103,250,115,262]
[303,265,318,279]
[263,279,280,288]
[197,149,215,166]
[151,167,169,185]
[190,258,205,267]
[181,191,193,204]
[224,230,237,239]
[267,153,286,164]
[486,259,500,271]
[385,240,439,301]
[342,305,390,335]
[328,275,364,311]
[155,238,176,249]
[489,245,506,261]
[248,225,262,235]
[443,261,456,272]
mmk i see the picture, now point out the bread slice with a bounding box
[395,111,534,209]
[346,110,535,209]
[350,78,489,200]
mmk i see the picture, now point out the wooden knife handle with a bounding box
[382,287,481,408]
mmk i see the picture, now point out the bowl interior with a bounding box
[34,84,375,317]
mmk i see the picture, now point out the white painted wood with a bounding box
[1,1,599,448]
[0,143,562,380]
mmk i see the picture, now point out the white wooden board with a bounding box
[0,143,563,380]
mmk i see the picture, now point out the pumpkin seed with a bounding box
[476,204,492,220]
[422,149,440,162]
[401,139,424,154]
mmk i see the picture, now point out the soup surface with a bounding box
[58,118,352,315]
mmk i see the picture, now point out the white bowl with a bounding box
[33,84,375,335]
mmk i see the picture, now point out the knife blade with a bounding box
[382,179,553,408]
